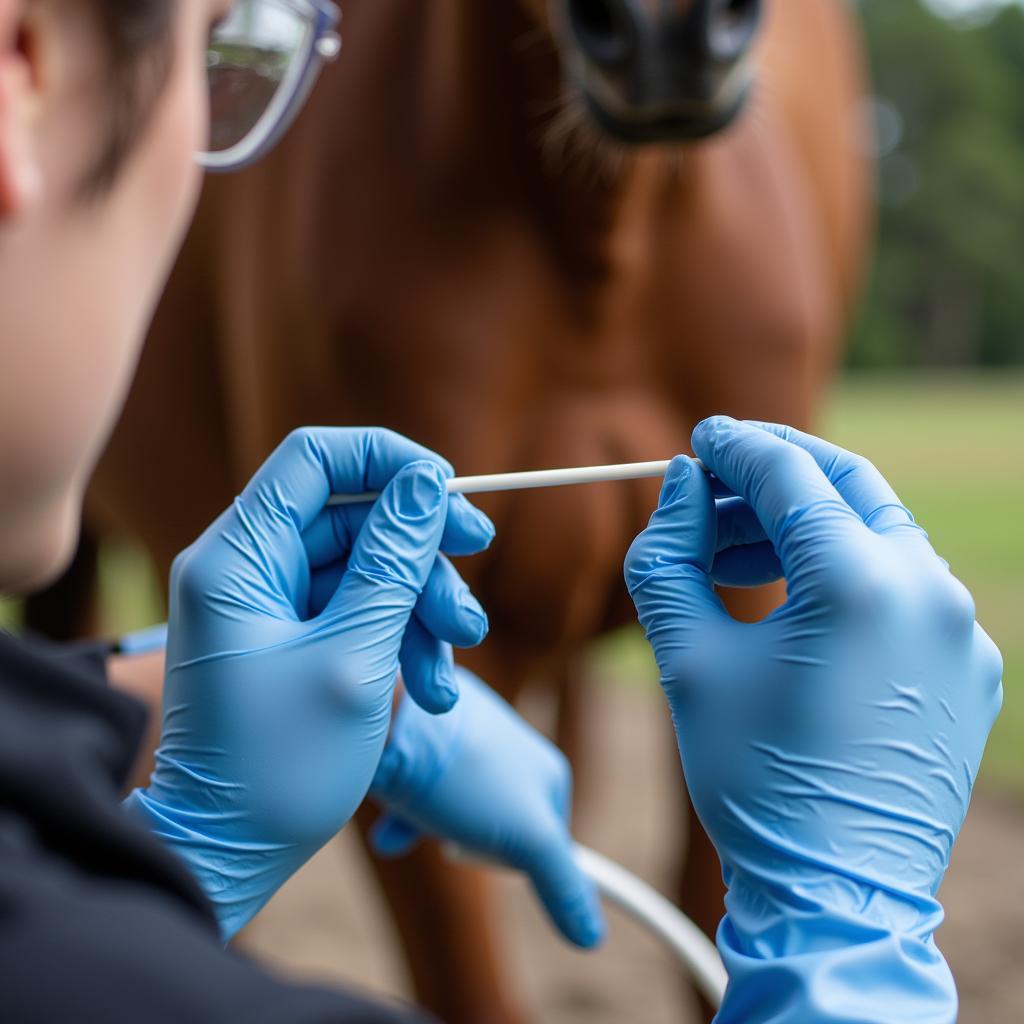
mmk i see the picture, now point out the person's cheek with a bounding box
[95,7,209,428]
[143,10,209,277]
[0,10,218,593]
[70,7,212,480]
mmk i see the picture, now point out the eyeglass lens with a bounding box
[206,0,312,155]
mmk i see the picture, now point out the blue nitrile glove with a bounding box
[124,428,494,939]
[625,417,1003,1024]
[369,666,607,950]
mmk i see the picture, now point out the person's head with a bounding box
[0,0,223,591]
[0,0,338,593]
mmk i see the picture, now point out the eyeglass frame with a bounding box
[198,0,341,174]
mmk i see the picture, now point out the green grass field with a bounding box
[3,372,1022,789]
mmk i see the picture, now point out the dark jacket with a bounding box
[0,630,429,1024]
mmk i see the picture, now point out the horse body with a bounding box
[87,2,870,1020]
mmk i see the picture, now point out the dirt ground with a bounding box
[245,683,1024,1023]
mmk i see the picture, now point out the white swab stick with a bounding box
[326,457,706,507]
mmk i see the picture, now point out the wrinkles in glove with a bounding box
[625,417,1003,1024]
[370,667,606,950]
[125,428,493,939]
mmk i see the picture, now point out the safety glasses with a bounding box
[199,0,341,173]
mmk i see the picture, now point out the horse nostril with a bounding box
[705,0,762,63]
[567,0,634,66]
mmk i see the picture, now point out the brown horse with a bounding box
[78,1,871,1020]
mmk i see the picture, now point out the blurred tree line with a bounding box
[851,0,1024,367]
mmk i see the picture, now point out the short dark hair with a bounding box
[84,0,176,195]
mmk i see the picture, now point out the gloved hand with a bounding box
[125,428,494,939]
[369,667,606,949]
[625,417,1003,1024]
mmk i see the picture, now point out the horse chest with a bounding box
[272,165,829,496]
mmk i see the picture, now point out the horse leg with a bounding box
[352,803,530,1024]
[346,637,541,1024]
[553,655,597,814]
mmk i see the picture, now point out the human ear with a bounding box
[0,2,42,219]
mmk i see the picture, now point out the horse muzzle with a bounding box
[560,0,762,143]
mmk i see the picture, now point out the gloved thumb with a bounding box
[624,455,726,644]
[529,836,607,949]
[321,460,448,627]
[370,814,422,858]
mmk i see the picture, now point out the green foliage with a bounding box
[851,0,1024,367]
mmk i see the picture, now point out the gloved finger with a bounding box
[319,460,447,637]
[416,554,489,649]
[712,497,781,586]
[302,503,364,569]
[715,496,768,551]
[691,416,864,583]
[625,456,729,642]
[370,814,422,858]
[444,494,497,556]
[301,496,493,572]
[527,835,606,949]
[744,421,928,541]
[310,555,487,656]
[236,427,454,550]
[308,560,345,619]
[711,542,784,588]
[708,474,737,499]
[399,617,459,714]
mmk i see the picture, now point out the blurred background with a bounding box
[835,0,1024,791]
[2,0,1023,1020]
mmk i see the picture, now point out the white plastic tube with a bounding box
[327,458,706,506]
[573,844,727,1009]
[449,843,727,1010]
